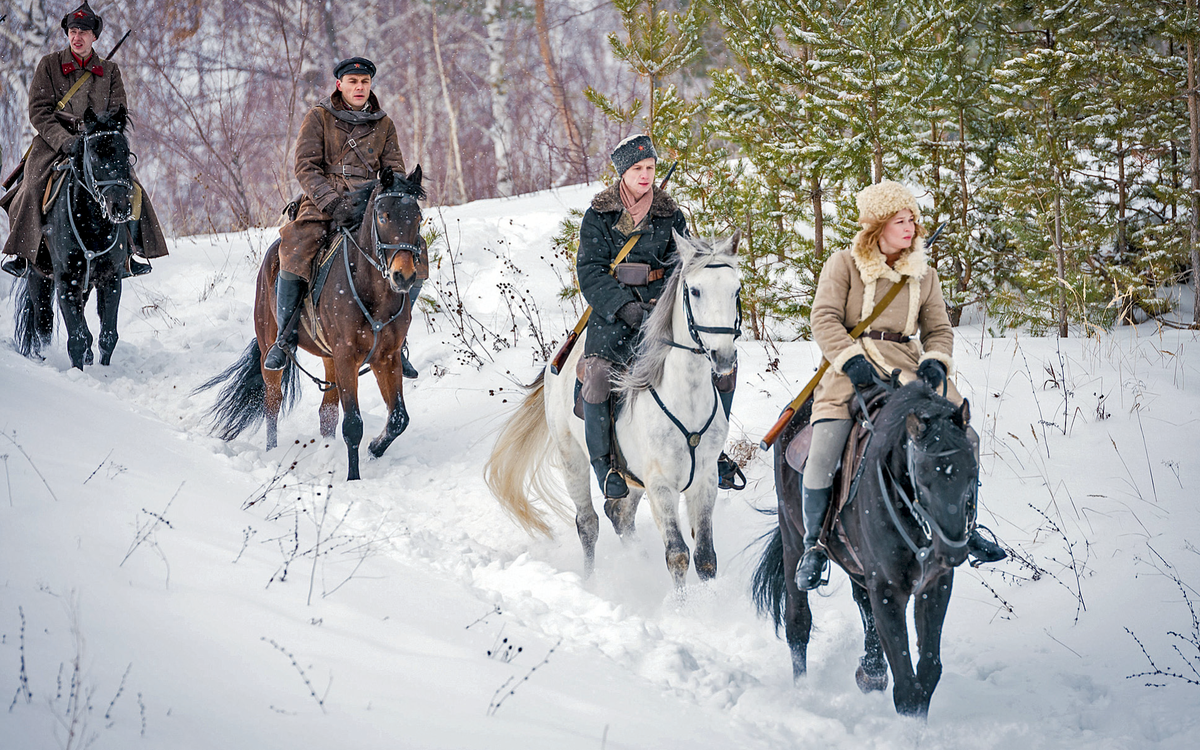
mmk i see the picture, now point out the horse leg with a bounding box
[912,569,954,714]
[367,350,409,458]
[333,357,364,481]
[95,273,121,366]
[645,479,690,588]
[867,580,925,717]
[261,359,285,452]
[317,358,339,438]
[685,481,718,581]
[778,479,812,680]
[603,489,639,542]
[851,579,889,693]
[55,278,92,370]
[19,273,56,359]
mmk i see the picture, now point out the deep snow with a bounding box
[1,183,1198,749]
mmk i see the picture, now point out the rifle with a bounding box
[1,28,133,193]
[758,221,949,450]
[548,161,679,375]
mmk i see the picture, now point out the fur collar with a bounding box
[849,232,929,284]
[591,183,678,218]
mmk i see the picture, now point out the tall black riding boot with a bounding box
[967,526,1007,564]
[715,387,745,490]
[583,398,627,499]
[400,281,422,378]
[264,273,307,371]
[795,485,832,590]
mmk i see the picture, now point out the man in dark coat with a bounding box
[2,1,168,277]
[576,135,739,498]
[264,56,422,373]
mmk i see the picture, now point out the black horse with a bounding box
[753,381,977,717]
[14,106,136,370]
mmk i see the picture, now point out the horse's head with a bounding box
[673,230,742,376]
[367,164,425,294]
[901,389,976,568]
[78,106,135,223]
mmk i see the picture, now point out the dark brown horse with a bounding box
[753,381,976,717]
[199,165,425,480]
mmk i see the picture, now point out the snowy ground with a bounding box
[1,184,1198,749]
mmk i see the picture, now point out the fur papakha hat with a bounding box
[856,180,921,225]
[610,134,657,177]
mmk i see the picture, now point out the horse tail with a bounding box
[13,274,37,357]
[751,524,787,635]
[484,369,564,538]
[195,339,300,440]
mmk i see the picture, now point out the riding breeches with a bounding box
[277,216,330,282]
[802,419,853,491]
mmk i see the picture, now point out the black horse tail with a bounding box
[751,524,787,635]
[13,273,53,358]
[195,339,299,440]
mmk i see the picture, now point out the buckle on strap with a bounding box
[347,138,357,148]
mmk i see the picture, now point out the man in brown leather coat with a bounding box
[1,1,167,278]
[264,56,421,374]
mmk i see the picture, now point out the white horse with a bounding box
[485,232,741,586]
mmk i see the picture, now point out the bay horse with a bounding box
[14,106,136,369]
[199,166,425,481]
[485,232,741,586]
[753,380,976,717]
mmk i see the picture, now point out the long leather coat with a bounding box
[2,49,168,268]
[577,183,688,364]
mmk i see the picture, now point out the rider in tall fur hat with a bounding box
[2,0,167,278]
[793,180,1006,591]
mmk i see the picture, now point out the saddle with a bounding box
[784,384,892,577]
[299,232,347,357]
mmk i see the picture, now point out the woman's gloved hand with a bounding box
[917,358,947,392]
[841,354,877,389]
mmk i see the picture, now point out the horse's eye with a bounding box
[690,288,700,298]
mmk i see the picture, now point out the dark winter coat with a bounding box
[577,183,688,364]
[2,49,168,268]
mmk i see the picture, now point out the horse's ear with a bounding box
[111,105,128,132]
[673,229,696,265]
[408,164,422,186]
[725,230,741,256]
[954,399,970,429]
[380,166,394,189]
[83,107,98,128]
[906,413,927,440]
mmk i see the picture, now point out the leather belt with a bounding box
[862,330,910,343]
[328,165,372,178]
[647,268,665,283]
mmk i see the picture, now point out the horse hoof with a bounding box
[855,664,889,693]
[83,349,94,366]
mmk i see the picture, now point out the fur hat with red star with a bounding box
[61,1,103,37]
[610,134,658,178]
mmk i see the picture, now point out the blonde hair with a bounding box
[855,210,927,255]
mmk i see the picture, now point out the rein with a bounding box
[874,437,971,578]
[641,259,739,492]
[60,131,132,290]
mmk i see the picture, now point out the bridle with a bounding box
[351,190,423,278]
[58,128,133,289]
[646,259,742,491]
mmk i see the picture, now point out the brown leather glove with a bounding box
[617,300,653,328]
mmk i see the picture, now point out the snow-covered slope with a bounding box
[1,185,1198,749]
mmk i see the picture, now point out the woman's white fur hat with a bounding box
[856,180,921,225]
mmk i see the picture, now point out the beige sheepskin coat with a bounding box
[809,234,959,422]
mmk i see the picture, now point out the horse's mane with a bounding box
[385,169,426,201]
[617,239,725,395]
[865,382,967,464]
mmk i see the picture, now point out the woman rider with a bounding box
[576,135,739,499]
[795,180,1006,590]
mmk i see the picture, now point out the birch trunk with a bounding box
[534,0,587,185]
[482,0,514,198]
[431,8,468,204]
[1187,2,1200,326]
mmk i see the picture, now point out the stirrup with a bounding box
[401,342,418,379]
[126,255,153,277]
[263,342,294,371]
[602,466,629,500]
[717,451,746,490]
[967,525,1007,566]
